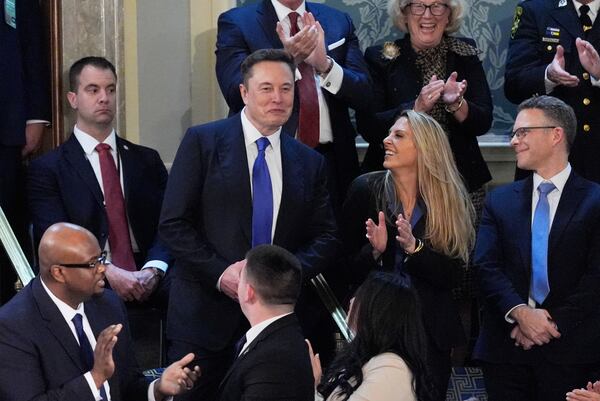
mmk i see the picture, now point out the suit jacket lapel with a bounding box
[63,135,104,207]
[273,135,303,243]
[550,0,584,43]
[217,115,253,245]
[548,172,583,259]
[116,136,138,207]
[32,278,86,372]
[515,178,533,275]
[257,0,283,48]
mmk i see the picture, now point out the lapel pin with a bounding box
[558,0,567,7]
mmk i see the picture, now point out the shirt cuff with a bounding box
[505,303,527,324]
[142,260,168,273]
[26,119,50,125]
[591,75,600,87]
[544,65,559,94]
[216,271,225,291]
[148,379,173,401]
[84,372,104,401]
[319,60,342,94]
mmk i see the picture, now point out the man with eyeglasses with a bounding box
[474,95,600,401]
[0,222,200,401]
[505,0,600,184]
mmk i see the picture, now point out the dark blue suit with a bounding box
[27,134,172,269]
[505,0,600,183]
[0,0,50,303]
[474,172,600,400]
[0,278,148,401]
[159,113,338,400]
[215,0,372,200]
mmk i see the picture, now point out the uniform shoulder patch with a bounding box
[511,5,524,39]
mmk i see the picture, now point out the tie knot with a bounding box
[95,143,111,153]
[72,313,83,327]
[288,11,299,28]
[537,182,556,196]
[581,4,590,15]
[256,137,270,152]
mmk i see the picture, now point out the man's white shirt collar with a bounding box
[241,108,282,149]
[239,312,292,355]
[532,163,572,195]
[73,125,117,155]
[271,0,306,22]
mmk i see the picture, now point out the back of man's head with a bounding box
[245,245,302,306]
[69,56,117,92]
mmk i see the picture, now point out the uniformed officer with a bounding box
[505,0,600,183]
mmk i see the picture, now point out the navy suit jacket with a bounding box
[474,172,600,364]
[218,314,314,401]
[27,134,172,267]
[0,0,50,146]
[505,0,600,183]
[215,0,372,196]
[159,113,338,350]
[0,278,148,401]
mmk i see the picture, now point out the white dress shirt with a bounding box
[271,0,344,144]
[545,0,600,91]
[505,164,572,322]
[238,312,292,356]
[73,126,167,273]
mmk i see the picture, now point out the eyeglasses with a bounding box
[405,2,449,16]
[57,251,107,269]
[510,126,557,140]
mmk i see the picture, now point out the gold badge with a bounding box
[511,6,523,39]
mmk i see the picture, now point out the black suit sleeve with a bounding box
[504,1,549,103]
[27,158,70,244]
[159,128,230,286]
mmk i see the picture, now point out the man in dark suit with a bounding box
[28,57,171,304]
[0,222,199,401]
[218,244,313,401]
[474,96,600,401]
[216,0,372,210]
[160,49,337,401]
[505,0,600,182]
[0,0,50,303]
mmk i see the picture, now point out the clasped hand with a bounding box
[509,306,561,350]
[276,12,329,72]
[414,72,467,113]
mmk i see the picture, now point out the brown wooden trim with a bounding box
[49,0,63,147]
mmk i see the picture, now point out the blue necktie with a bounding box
[252,137,273,247]
[72,314,108,400]
[531,182,555,304]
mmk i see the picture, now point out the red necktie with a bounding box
[288,12,320,148]
[95,143,136,271]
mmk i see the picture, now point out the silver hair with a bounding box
[387,0,466,34]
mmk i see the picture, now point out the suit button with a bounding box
[325,82,331,88]
[584,124,591,132]
[546,45,553,51]
[583,72,590,80]
[583,98,591,106]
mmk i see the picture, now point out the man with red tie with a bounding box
[27,57,172,306]
[216,0,372,214]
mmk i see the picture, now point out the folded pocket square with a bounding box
[328,38,346,51]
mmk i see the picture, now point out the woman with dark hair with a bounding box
[342,110,474,400]
[312,272,430,401]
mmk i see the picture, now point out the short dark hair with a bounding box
[69,56,117,91]
[245,244,302,306]
[240,49,295,86]
[517,95,577,151]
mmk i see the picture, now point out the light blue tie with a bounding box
[531,182,555,304]
[252,137,273,247]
